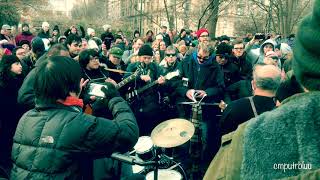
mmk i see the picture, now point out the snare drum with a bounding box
[146,169,182,180]
[134,136,154,161]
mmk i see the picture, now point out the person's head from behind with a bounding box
[34,56,81,104]
[31,37,45,58]
[252,64,281,95]
[65,34,82,57]
[79,49,100,70]
[47,43,70,57]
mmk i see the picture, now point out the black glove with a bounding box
[101,82,120,104]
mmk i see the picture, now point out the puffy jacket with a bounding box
[10,97,139,179]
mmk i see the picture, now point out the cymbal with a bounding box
[151,118,195,148]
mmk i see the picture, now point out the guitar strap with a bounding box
[248,96,258,117]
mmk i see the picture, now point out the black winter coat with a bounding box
[10,97,139,179]
[176,53,225,102]
[0,76,24,176]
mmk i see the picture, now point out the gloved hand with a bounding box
[100,82,120,105]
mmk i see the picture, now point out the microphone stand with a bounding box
[111,152,160,180]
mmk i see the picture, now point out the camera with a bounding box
[104,37,113,50]
[254,33,265,40]
[87,83,108,98]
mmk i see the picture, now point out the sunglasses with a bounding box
[269,56,279,60]
[197,55,210,61]
[166,53,176,57]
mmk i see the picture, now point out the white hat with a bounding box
[156,34,163,40]
[88,39,99,50]
[42,22,50,29]
[87,28,95,36]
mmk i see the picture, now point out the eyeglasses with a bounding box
[197,55,210,61]
[199,35,209,38]
[234,48,244,50]
[166,53,176,57]
[90,57,99,61]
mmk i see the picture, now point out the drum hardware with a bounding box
[111,118,195,179]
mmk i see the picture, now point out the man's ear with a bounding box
[251,80,256,91]
[67,44,71,49]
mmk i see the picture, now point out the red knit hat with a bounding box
[196,28,209,38]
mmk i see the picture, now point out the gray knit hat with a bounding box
[292,0,320,91]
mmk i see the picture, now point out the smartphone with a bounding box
[88,83,107,98]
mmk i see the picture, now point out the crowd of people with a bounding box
[1,0,320,179]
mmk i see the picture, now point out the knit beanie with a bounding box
[292,0,320,91]
[138,44,153,56]
[216,42,232,56]
[53,25,60,32]
[196,28,209,38]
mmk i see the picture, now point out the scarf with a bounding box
[57,96,84,109]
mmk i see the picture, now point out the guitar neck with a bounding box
[115,73,137,89]
[137,80,159,94]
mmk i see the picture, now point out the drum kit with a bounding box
[113,118,195,180]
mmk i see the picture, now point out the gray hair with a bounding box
[253,64,281,93]
[166,45,177,53]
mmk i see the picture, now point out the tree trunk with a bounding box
[207,0,219,37]
[163,0,175,30]
[183,0,190,29]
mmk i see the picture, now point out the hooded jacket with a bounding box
[246,39,278,65]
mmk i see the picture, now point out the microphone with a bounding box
[111,153,136,165]
[111,153,157,166]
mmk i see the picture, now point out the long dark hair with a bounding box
[0,55,20,86]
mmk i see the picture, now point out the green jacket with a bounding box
[203,122,247,180]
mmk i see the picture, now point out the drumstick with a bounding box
[129,149,136,155]
[168,162,181,170]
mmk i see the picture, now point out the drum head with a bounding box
[134,136,153,153]
[132,164,145,174]
[146,169,182,180]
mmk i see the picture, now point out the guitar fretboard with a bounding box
[115,71,139,89]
